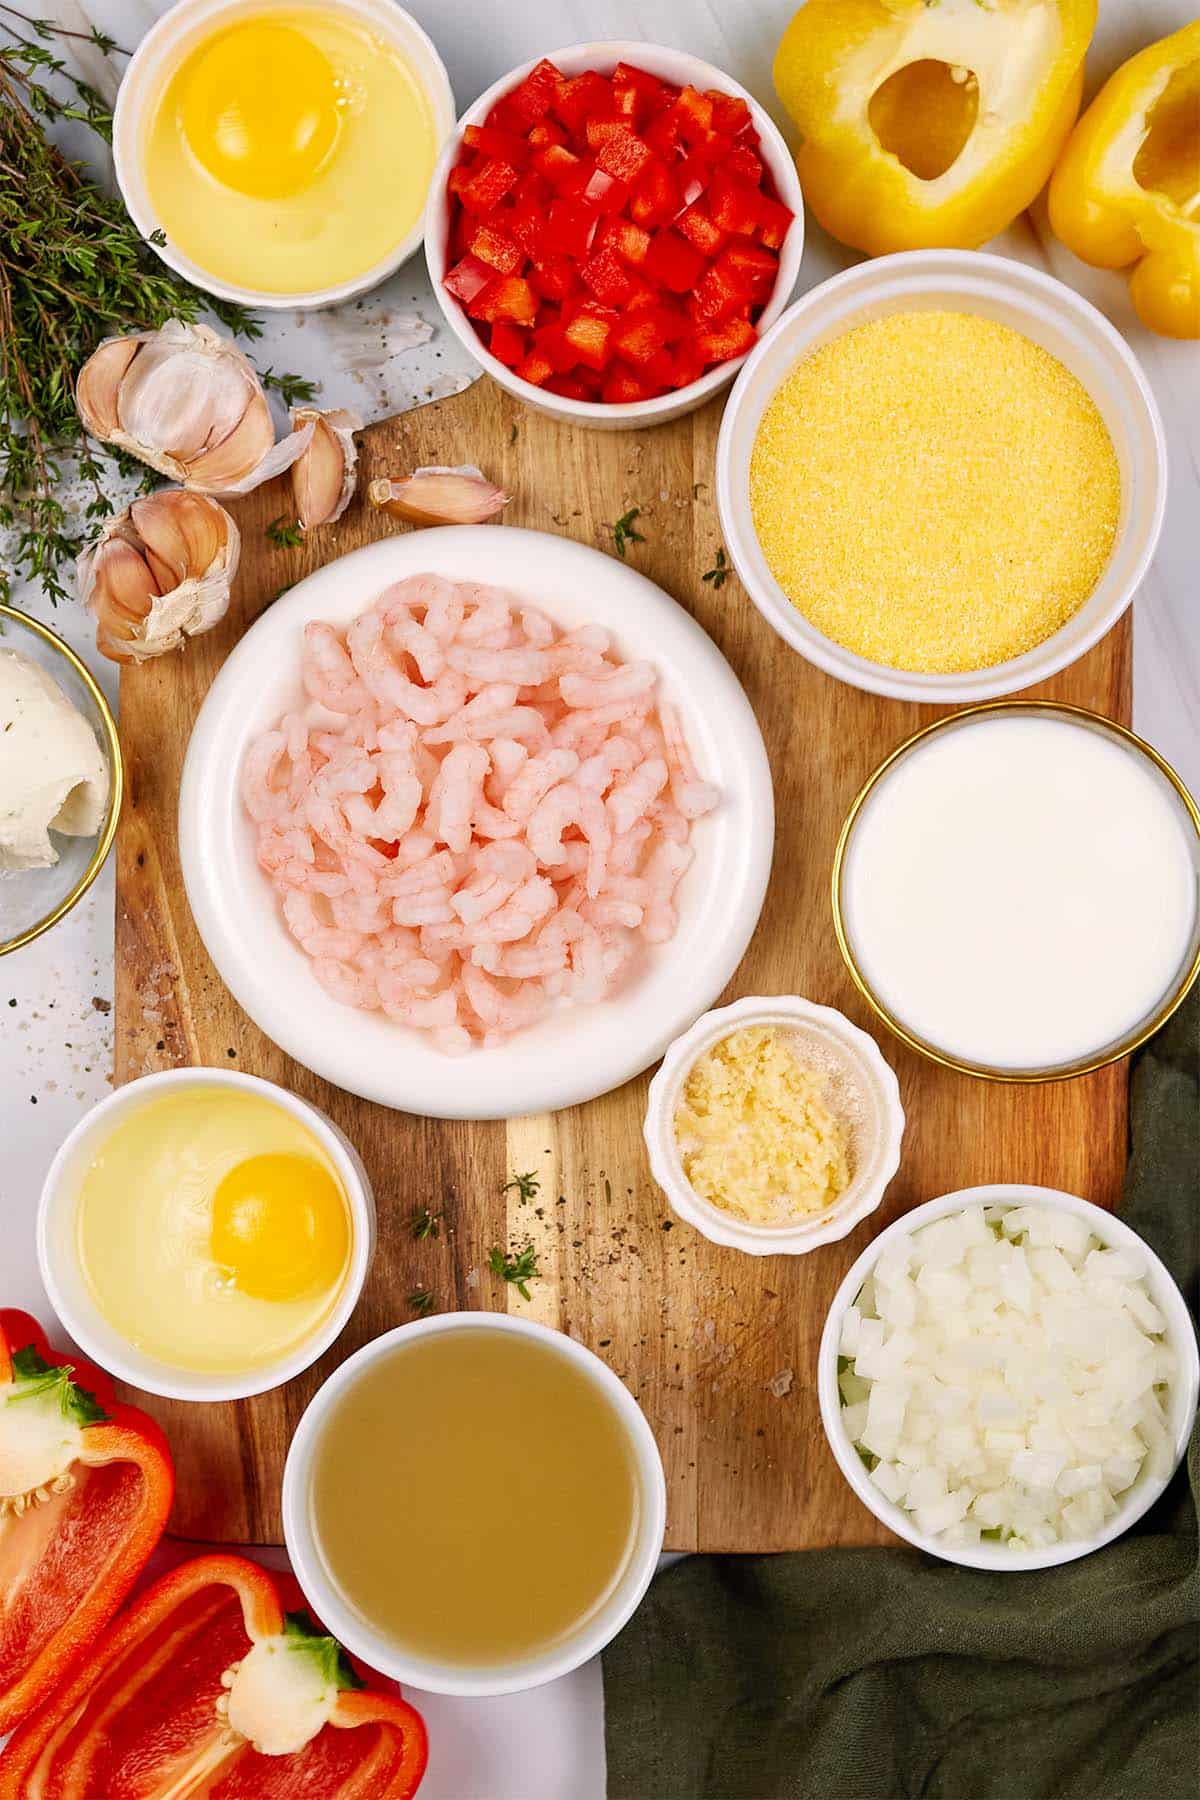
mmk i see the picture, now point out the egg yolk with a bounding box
[178,21,342,199]
[211,1153,349,1302]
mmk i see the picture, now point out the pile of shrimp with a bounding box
[241,575,718,1053]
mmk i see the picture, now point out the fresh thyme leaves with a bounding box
[407,1288,436,1318]
[702,547,729,588]
[502,1170,540,1203]
[609,507,645,559]
[148,227,166,247]
[488,1242,541,1302]
[408,1205,441,1241]
[259,366,319,407]
[0,13,309,603]
[266,516,304,549]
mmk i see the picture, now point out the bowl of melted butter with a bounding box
[113,0,454,306]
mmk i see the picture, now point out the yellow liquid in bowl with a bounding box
[143,5,437,295]
[76,1086,353,1373]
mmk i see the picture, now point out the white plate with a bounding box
[180,527,774,1118]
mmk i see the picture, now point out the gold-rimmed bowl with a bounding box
[832,702,1200,1082]
[0,606,122,956]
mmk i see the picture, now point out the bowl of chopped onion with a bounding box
[819,1185,1198,1570]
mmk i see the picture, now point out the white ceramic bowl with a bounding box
[644,995,904,1255]
[716,250,1167,702]
[818,1184,1200,1570]
[180,526,773,1118]
[425,40,804,430]
[283,1312,666,1695]
[38,1067,376,1402]
[112,0,455,309]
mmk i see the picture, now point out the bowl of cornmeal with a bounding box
[715,250,1166,703]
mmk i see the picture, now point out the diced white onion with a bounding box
[838,1204,1176,1550]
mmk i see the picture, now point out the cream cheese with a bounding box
[0,648,108,873]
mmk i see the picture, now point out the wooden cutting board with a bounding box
[114,377,1131,1549]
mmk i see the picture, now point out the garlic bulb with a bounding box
[367,466,509,527]
[76,321,313,496]
[78,490,240,663]
[291,407,361,529]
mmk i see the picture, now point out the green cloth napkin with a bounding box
[603,991,1199,1800]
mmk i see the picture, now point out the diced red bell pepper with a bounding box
[564,301,617,370]
[0,1311,174,1737]
[757,195,795,251]
[0,1553,428,1800]
[708,169,761,237]
[513,167,551,208]
[447,159,475,199]
[693,315,757,365]
[643,108,680,159]
[644,228,706,293]
[642,346,679,390]
[600,217,651,266]
[463,123,530,167]
[530,253,580,302]
[489,320,527,367]
[460,156,521,215]
[507,57,562,127]
[444,252,496,306]
[594,126,654,185]
[532,321,579,373]
[581,166,629,213]
[469,274,539,325]
[509,201,547,260]
[546,197,599,259]
[602,362,654,403]
[671,341,707,389]
[585,115,630,152]
[612,302,684,366]
[675,153,711,209]
[719,241,779,300]
[708,91,752,137]
[470,222,523,275]
[528,118,567,151]
[580,245,634,308]
[552,70,611,135]
[516,347,555,386]
[725,143,764,187]
[677,204,727,257]
[612,63,667,113]
[689,260,753,323]
[533,142,586,193]
[547,372,601,400]
[672,85,715,145]
[629,159,681,227]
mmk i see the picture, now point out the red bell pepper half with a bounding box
[0,1309,173,1736]
[0,1552,428,1799]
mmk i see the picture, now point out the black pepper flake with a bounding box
[91,996,111,1014]
[226,1048,237,1058]
[661,1220,673,1230]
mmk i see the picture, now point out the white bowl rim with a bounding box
[644,994,904,1255]
[282,1310,667,1695]
[817,1182,1200,1571]
[716,248,1169,703]
[37,1065,375,1402]
[425,38,805,424]
[178,525,775,1119]
[111,0,456,310]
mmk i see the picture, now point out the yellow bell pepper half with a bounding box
[774,0,1097,255]
[1048,22,1200,339]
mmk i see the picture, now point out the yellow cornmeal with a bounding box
[748,312,1121,674]
[674,1026,851,1226]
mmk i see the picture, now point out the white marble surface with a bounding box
[1,2,1197,1794]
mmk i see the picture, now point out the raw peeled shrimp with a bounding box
[243,578,719,1049]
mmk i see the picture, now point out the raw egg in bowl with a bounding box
[112,0,454,307]
[38,1069,375,1401]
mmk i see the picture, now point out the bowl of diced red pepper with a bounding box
[427,42,804,426]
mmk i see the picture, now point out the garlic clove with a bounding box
[367,465,509,527]
[78,490,240,663]
[291,407,361,529]
[75,338,140,441]
[185,391,276,491]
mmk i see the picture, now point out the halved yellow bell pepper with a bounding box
[1048,22,1200,338]
[774,0,1097,255]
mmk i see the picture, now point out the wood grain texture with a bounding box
[115,379,1131,1548]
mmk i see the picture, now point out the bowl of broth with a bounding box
[283,1314,667,1694]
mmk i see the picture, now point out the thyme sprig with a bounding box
[0,14,307,603]
[502,1170,540,1203]
[609,507,645,559]
[488,1242,541,1302]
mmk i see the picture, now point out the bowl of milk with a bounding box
[832,703,1200,1080]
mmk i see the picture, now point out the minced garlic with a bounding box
[748,311,1120,674]
[674,1026,851,1225]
